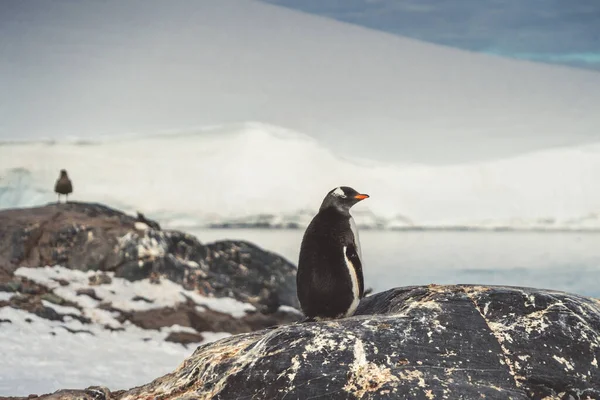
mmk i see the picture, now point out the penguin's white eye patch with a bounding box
[332,187,346,197]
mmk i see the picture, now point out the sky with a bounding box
[1,0,599,164]
[262,0,600,71]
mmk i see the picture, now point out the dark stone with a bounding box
[164,331,205,347]
[204,240,298,310]
[0,202,135,274]
[127,306,192,330]
[60,326,94,335]
[125,302,300,334]
[113,230,299,312]
[0,318,11,324]
[76,288,101,301]
[20,282,45,295]
[0,202,299,314]
[40,293,65,305]
[35,306,63,322]
[88,273,112,286]
[120,285,600,399]
[131,295,153,303]
[8,295,67,322]
[51,278,70,286]
[114,260,154,282]
[0,281,21,292]
[104,325,125,332]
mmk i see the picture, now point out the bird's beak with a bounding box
[354,194,369,201]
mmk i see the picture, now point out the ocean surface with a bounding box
[188,228,600,299]
[262,0,600,72]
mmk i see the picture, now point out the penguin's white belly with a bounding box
[349,216,362,260]
[342,245,360,317]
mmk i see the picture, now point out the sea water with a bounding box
[189,228,600,298]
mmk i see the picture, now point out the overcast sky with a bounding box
[1,0,599,164]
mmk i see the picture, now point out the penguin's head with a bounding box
[59,169,68,177]
[320,186,369,212]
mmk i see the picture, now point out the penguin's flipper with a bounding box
[345,243,365,298]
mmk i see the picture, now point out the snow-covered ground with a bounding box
[0,306,195,396]
[0,266,247,396]
[1,122,600,231]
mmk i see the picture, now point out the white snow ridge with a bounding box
[2,122,600,231]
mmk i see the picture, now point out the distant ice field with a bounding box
[2,122,600,231]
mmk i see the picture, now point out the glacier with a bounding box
[2,0,600,164]
[1,121,600,231]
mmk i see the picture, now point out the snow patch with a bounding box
[1,266,243,396]
[0,307,224,396]
[0,292,14,302]
[15,266,255,318]
[278,305,302,315]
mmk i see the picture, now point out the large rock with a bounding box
[0,202,301,348]
[15,284,600,399]
[0,202,299,312]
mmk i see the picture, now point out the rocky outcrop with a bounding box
[0,202,298,309]
[14,284,600,399]
[0,202,300,342]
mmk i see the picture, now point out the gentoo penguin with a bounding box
[297,186,369,321]
[54,169,73,203]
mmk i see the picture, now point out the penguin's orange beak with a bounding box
[354,194,369,200]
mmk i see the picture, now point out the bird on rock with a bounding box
[54,169,73,203]
[297,186,369,321]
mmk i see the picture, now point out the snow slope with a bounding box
[0,306,196,395]
[1,0,600,164]
[1,265,242,396]
[1,122,600,230]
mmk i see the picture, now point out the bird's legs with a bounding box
[57,194,61,204]
[66,194,68,203]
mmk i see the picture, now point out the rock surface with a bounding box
[11,284,600,399]
[0,202,300,343]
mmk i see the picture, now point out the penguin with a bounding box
[54,169,73,203]
[297,186,369,321]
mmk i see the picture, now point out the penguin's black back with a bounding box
[297,207,364,319]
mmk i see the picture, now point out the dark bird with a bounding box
[136,211,162,230]
[297,186,369,321]
[54,169,73,203]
